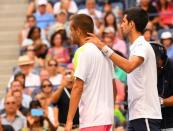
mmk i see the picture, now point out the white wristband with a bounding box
[101,45,114,57]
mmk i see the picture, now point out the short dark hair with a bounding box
[124,7,148,33]
[70,14,94,36]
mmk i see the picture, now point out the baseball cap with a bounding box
[161,31,172,39]
[37,0,47,6]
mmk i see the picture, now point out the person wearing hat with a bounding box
[160,31,173,60]
[48,9,68,40]
[34,0,54,29]
[8,55,40,93]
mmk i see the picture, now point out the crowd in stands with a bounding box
[0,0,173,130]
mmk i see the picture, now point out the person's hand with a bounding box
[85,33,105,50]
[64,121,73,131]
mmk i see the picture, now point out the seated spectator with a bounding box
[48,10,68,40]
[0,116,14,131]
[1,96,27,131]
[35,80,58,128]
[26,45,44,68]
[27,0,53,16]
[99,12,118,37]
[51,70,79,130]
[8,55,40,93]
[53,0,78,15]
[103,1,113,15]
[78,0,103,32]
[22,26,49,47]
[143,28,154,41]
[160,31,173,60]
[34,0,54,30]
[47,31,70,65]
[157,0,173,29]
[27,100,56,130]
[46,59,63,87]
[139,0,159,26]
[0,80,32,110]
[103,26,128,57]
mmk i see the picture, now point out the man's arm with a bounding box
[85,33,144,73]
[65,77,84,131]
[109,53,144,73]
[113,79,117,102]
[163,96,173,107]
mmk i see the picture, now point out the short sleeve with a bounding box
[74,52,90,82]
[131,43,147,62]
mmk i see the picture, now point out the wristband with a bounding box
[101,45,114,57]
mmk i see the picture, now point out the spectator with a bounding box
[143,28,154,41]
[48,10,68,40]
[35,79,59,129]
[46,59,63,87]
[47,31,70,65]
[53,0,78,15]
[27,0,53,15]
[26,45,45,68]
[99,12,117,36]
[22,26,49,47]
[8,55,40,93]
[1,96,27,131]
[18,15,37,46]
[51,70,79,131]
[0,116,14,131]
[11,90,29,116]
[103,26,128,57]
[27,100,56,130]
[139,0,159,26]
[156,0,173,29]
[151,43,173,130]
[34,0,54,30]
[78,0,103,32]
[160,31,173,60]
[1,80,32,110]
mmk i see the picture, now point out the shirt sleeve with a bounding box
[74,52,90,82]
[131,43,147,62]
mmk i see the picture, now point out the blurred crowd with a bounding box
[0,0,173,130]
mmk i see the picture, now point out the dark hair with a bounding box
[14,72,25,80]
[70,14,94,36]
[104,12,117,32]
[124,7,148,33]
[26,15,36,21]
[50,30,67,47]
[27,26,41,39]
[29,100,41,111]
[157,0,169,10]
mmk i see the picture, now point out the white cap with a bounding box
[161,31,172,39]
[37,0,47,6]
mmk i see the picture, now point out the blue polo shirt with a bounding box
[34,11,55,29]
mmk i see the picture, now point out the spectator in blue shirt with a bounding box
[34,0,54,30]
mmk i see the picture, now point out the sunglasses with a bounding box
[42,84,52,88]
[48,64,57,67]
[27,49,35,52]
[5,101,16,105]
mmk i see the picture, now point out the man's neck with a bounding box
[128,31,142,45]
[79,35,87,46]
[7,113,16,122]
